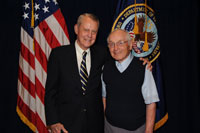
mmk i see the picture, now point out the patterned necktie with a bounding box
[80,51,88,91]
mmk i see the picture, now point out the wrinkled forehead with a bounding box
[108,30,127,42]
[79,16,99,28]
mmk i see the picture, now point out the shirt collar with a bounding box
[75,40,90,55]
[115,52,133,70]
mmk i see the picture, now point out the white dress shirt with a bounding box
[75,41,91,75]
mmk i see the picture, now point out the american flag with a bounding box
[16,0,70,132]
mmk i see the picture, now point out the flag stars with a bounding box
[34,3,40,11]
[45,0,50,3]
[53,0,58,5]
[23,2,30,10]
[22,12,29,19]
[34,13,39,20]
[42,5,49,13]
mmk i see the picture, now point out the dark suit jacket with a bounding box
[45,44,108,133]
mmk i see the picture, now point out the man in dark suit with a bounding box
[45,13,108,133]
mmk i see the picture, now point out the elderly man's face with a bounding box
[108,30,132,63]
[74,16,99,50]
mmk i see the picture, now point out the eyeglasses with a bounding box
[108,40,129,48]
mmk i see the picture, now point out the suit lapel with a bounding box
[87,47,99,92]
[69,45,101,93]
[89,47,95,78]
[69,44,82,91]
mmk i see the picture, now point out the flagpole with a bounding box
[142,0,149,52]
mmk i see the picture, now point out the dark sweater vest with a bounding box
[103,57,146,131]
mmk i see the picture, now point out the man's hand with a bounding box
[139,57,152,71]
[49,123,68,133]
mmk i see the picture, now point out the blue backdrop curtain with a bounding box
[0,0,199,132]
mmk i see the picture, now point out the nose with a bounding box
[113,43,119,50]
[88,31,92,38]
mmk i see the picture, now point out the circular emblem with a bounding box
[112,4,160,62]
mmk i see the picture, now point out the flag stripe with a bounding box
[18,80,36,113]
[35,59,47,88]
[17,92,36,123]
[20,43,35,69]
[46,14,70,46]
[18,67,35,97]
[16,105,36,132]
[21,28,34,55]
[19,54,35,84]
[35,95,46,125]
[35,113,48,133]
[34,27,52,58]
[35,77,45,104]
[53,9,70,41]
[38,20,61,49]
[34,39,48,72]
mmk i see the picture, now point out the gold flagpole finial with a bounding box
[143,31,149,51]
[133,0,139,34]
[142,0,149,51]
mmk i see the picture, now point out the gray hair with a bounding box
[77,13,100,28]
[107,29,133,45]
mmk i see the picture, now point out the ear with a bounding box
[74,24,78,35]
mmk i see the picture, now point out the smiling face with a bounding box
[74,16,99,50]
[107,30,132,63]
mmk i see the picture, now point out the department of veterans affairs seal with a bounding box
[112,4,160,62]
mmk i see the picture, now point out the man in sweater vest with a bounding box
[102,29,160,133]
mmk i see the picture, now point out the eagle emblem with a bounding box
[112,4,160,62]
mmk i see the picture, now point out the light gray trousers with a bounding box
[104,119,146,133]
